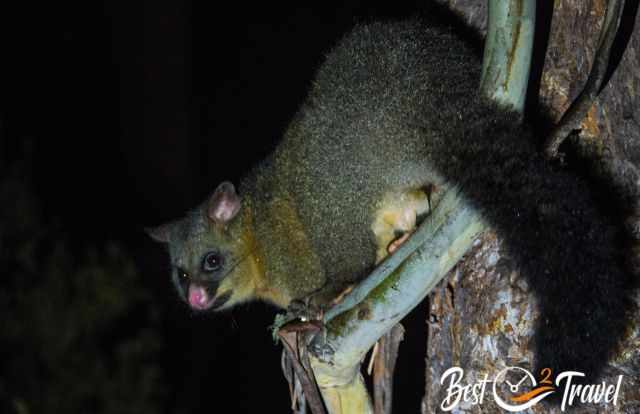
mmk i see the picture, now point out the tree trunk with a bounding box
[423,1,640,413]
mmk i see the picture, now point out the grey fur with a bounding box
[242,21,473,299]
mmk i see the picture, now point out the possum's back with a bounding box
[274,20,483,284]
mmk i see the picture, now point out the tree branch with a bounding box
[544,0,625,159]
[479,0,536,115]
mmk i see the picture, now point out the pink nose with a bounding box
[188,285,209,309]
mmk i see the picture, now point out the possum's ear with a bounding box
[208,181,241,226]
[146,223,173,243]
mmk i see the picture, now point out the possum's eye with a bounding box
[202,252,223,273]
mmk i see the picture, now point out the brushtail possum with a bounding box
[148,19,631,375]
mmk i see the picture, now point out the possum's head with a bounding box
[147,182,254,312]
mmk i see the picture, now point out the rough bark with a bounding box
[423,1,640,413]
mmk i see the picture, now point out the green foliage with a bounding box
[0,159,165,413]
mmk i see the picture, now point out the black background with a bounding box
[0,1,469,412]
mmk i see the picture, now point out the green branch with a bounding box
[479,0,536,115]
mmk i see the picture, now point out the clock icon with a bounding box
[492,366,555,412]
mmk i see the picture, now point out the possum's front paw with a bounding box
[275,313,335,362]
[279,300,334,361]
[287,282,355,322]
[287,298,324,322]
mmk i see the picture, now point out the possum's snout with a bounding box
[187,283,232,311]
[188,284,214,310]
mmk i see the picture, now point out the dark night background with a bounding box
[0,1,471,413]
